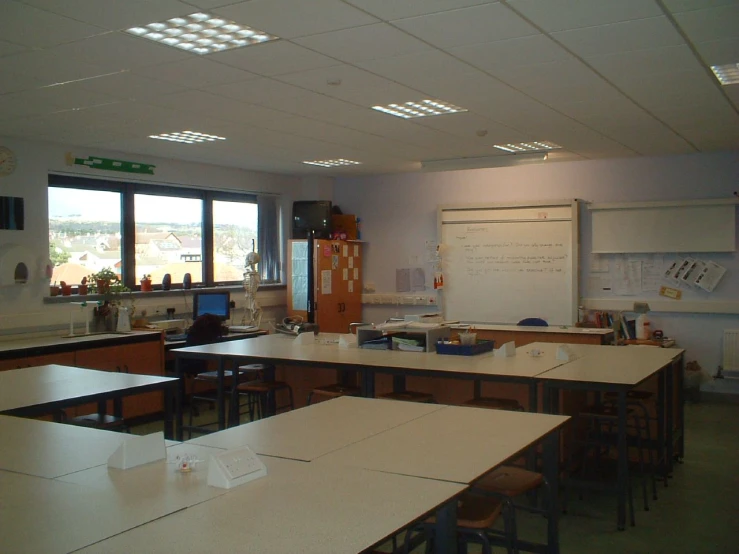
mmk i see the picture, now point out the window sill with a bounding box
[43,283,285,304]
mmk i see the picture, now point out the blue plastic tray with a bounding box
[435,339,495,356]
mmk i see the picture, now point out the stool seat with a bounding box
[427,493,503,529]
[238,363,273,374]
[312,384,361,398]
[67,413,127,430]
[195,370,238,381]
[379,390,435,403]
[238,380,291,393]
[580,404,634,419]
[476,466,543,497]
[464,397,523,411]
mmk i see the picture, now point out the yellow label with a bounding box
[659,285,682,299]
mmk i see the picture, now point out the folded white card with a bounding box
[556,344,578,362]
[108,432,166,470]
[495,341,516,357]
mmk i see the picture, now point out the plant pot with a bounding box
[49,285,60,297]
[96,279,110,294]
[140,279,153,292]
[60,284,73,296]
[78,284,88,295]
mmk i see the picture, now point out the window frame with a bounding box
[48,174,268,292]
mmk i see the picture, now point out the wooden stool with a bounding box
[306,383,361,405]
[66,413,128,432]
[378,390,435,403]
[237,380,294,420]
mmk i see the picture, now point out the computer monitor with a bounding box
[192,291,230,321]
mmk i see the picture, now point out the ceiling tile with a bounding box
[0,49,111,87]
[214,0,379,39]
[20,0,193,31]
[391,3,539,49]
[209,77,308,106]
[344,0,493,20]
[273,64,423,106]
[552,17,685,58]
[133,58,257,89]
[294,23,432,63]
[412,112,530,144]
[1,1,105,48]
[663,0,739,13]
[0,39,28,57]
[76,71,187,102]
[450,34,571,71]
[595,122,697,156]
[585,45,706,82]
[0,70,46,95]
[616,69,726,108]
[211,41,338,76]
[52,32,192,70]
[182,0,247,9]
[673,5,739,42]
[506,0,663,32]
[693,37,739,65]
[146,90,287,124]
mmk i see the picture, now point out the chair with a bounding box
[404,491,516,554]
[235,363,294,420]
[517,317,549,327]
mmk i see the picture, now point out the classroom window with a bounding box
[47,175,280,291]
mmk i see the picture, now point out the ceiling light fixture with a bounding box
[149,131,226,144]
[126,13,278,55]
[421,152,548,172]
[710,63,739,85]
[493,141,562,153]
[303,159,362,168]
[372,99,467,119]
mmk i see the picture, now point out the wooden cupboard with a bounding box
[287,239,363,333]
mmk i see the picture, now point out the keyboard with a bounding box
[228,325,259,333]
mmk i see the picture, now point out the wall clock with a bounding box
[0,146,17,177]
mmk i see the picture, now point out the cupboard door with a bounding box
[120,340,164,419]
[73,346,126,417]
[0,352,76,371]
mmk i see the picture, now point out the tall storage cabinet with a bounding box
[287,239,363,333]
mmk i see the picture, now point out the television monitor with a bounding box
[192,291,231,321]
[292,200,332,239]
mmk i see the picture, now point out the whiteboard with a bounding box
[591,199,736,253]
[439,201,579,325]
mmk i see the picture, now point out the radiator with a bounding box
[722,329,739,378]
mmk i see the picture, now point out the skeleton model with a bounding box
[242,242,262,328]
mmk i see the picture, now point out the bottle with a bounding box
[636,313,650,340]
[355,217,361,240]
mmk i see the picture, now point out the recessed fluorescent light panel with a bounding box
[493,141,562,153]
[149,131,226,144]
[302,159,362,168]
[372,99,467,119]
[126,13,278,55]
[711,63,739,85]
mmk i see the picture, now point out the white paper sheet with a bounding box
[641,255,664,292]
[321,270,332,294]
[589,274,613,292]
[613,258,642,295]
[590,254,610,273]
[695,261,727,292]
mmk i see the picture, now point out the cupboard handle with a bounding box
[123,364,129,373]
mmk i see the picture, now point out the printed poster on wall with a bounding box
[321,270,332,294]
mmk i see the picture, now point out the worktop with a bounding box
[0,331,162,360]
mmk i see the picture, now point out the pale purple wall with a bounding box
[335,151,739,393]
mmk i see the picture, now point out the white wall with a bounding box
[0,136,307,332]
[334,150,739,393]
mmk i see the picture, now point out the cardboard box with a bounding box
[331,214,358,240]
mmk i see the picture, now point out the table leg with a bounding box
[112,397,123,419]
[617,390,628,531]
[175,356,184,441]
[657,366,666,477]
[434,499,458,554]
[543,429,561,554]
[363,367,376,398]
[163,385,174,440]
[665,361,674,474]
[97,399,107,418]
[676,357,685,461]
[217,357,226,431]
[527,383,539,471]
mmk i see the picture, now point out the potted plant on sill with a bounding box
[140,274,153,292]
[87,267,120,295]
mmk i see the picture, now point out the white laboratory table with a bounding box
[75,456,466,554]
[0,415,170,479]
[188,395,444,460]
[172,333,569,440]
[0,364,177,439]
[537,342,685,531]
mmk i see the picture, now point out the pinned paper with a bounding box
[342,268,348,280]
[556,344,578,362]
[343,245,348,257]
[348,257,354,268]
[353,268,358,280]
[354,244,359,256]
[495,341,516,357]
[348,280,353,293]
